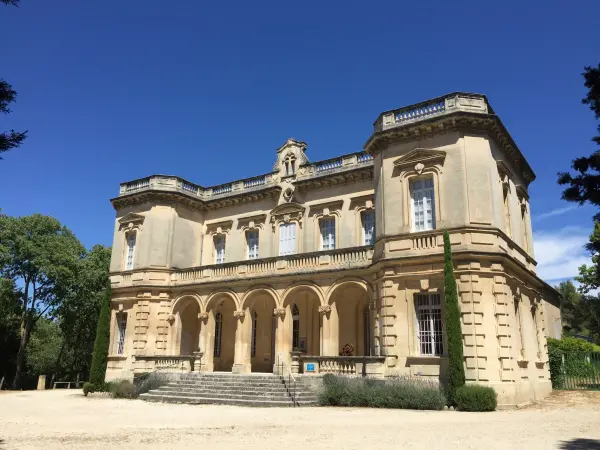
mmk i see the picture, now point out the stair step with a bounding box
[173,381,288,389]
[152,389,316,401]
[139,393,318,407]
[157,386,306,395]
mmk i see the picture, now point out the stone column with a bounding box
[202,312,215,372]
[196,312,209,372]
[319,305,336,356]
[273,307,286,374]
[232,310,250,373]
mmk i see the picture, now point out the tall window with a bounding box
[284,154,296,176]
[214,235,226,264]
[116,313,127,355]
[410,178,435,232]
[251,311,257,357]
[214,312,222,357]
[415,293,443,356]
[320,217,336,250]
[125,233,136,270]
[292,304,300,351]
[247,230,259,260]
[520,202,529,251]
[361,210,375,245]
[503,186,512,237]
[279,223,297,256]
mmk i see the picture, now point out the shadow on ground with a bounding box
[558,439,600,449]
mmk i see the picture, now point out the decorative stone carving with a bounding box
[318,305,331,315]
[117,212,145,232]
[198,312,209,322]
[233,310,245,319]
[167,314,175,325]
[273,308,286,318]
[415,162,424,175]
[392,148,446,172]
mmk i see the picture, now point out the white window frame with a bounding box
[214,312,222,357]
[415,293,443,356]
[279,222,297,256]
[361,210,375,245]
[319,217,336,250]
[214,235,226,264]
[116,312,127,355]
[125,232,136,270]
[410,177,436,232]
[247,230,259,260]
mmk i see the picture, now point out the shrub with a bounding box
[89,282,111,387]
[82,382,95,396]
[111,380,136,399]
[133,372,172,396]
[443,231,466,406]
[319,375,446,410]
[454,385,497,412]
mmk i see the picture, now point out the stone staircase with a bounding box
[139,372,319,407]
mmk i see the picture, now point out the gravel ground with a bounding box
[1,390,600,450]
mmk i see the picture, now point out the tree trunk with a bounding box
[11,319,34,389]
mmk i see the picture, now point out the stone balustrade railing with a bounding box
[133,355,194,373]
[296,151,373,180]
[299,356,386,378]
[373,92,490,133]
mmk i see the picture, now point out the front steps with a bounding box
[139,372,319,407]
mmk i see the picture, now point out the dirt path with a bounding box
[1,390,599,449]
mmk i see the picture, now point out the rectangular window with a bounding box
[125,233,136,270]
[214,235,226,264]
[247,230,259,260]
[320,217,336,250]
[415,293,443,356]
[116,313,127,355]
[279,223,297,256]
[361,210,375,245]
[410,178,435,232]
[503,188,512,237]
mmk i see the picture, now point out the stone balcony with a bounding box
[110,227,536,291]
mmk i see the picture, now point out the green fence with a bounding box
[554,352,600,390]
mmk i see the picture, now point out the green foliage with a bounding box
[443,231,465,406]
[547,337,600,388]
[454,385,497,412]
[133,372,172,396]
[0,213,86,389]
[558,64,600,209]
[0,278,20,383]
[111,380,136,399]
[25,318,63,377]
[319,374,446,410]
[82,382,95,396]
[89,282,111,388]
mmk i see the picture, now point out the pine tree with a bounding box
[89,282,111,388]
[443,231,465,406]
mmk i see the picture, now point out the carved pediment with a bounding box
[273,138,310,171]
[270,202,305,218]
[237,214,267,230]
[308,200,343,217]
[205,220,234,235]
[118,213,145,231]
[393,148,446,172]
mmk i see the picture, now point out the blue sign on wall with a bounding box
[306,363,315,372]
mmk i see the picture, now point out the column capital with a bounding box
[318,305,332,315]
[233,310,245,319]
[273,307,286,318]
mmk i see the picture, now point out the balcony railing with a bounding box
[374,92,490,133]
[173,246,374,285]
[297,151,374,181]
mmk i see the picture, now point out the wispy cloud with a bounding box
[534,226,591,283]
[535,205,578,221]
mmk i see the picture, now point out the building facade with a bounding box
[106,92,561,407]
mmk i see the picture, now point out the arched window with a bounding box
[292,304,300,351]
[214,312,222,357]
[251,311,258,357]
[284,154,297,176]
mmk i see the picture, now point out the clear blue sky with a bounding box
[1,0,599,284]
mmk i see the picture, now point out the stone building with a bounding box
[106,92,561,407]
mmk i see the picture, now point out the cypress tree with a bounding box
[443,231,465,406]
[89,281,111,388]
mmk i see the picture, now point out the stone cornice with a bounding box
[294,166,373,194]
[111,186,281,212]
[365,94,536,185]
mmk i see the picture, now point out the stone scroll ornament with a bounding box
[318,305,331,315]
[273,308,286,318]
[233,310,245,319]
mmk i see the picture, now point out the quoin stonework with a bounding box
[107,92,561,407]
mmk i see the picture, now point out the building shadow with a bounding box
[558,439,600,449]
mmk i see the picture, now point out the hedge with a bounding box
[547,337,600,389]
[319,374,446,410]
[454,385,497,412]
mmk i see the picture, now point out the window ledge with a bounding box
[107,355,128,360]
[406,355,447,363]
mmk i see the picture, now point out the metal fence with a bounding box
[555,352,600,390]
